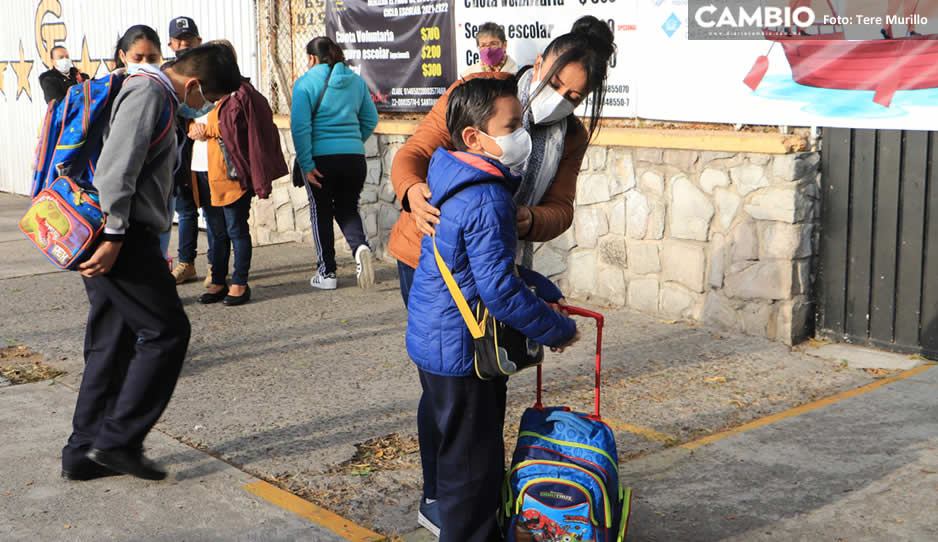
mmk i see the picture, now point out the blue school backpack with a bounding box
[21,72,174,269]
[504,306,632,542]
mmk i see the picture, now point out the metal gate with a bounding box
[817,128,938,359]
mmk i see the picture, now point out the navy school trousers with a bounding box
[62,225,190,469]
[418,369,508,542]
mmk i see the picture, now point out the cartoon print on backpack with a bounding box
[513,486,596,542]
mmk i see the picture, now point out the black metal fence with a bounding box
[817,128,938,360]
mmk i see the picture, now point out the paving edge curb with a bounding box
[243,480,388,541]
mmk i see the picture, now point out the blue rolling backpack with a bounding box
[504,306,632,542]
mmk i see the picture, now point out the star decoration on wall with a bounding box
[0,63,8,97]
[103,59,117,72]
[12,41,33,101]
[74,36,99,79]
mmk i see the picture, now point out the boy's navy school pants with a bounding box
[62,225,190,470]
[418,369,508,542]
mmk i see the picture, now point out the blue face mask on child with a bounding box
[178,82,215,118]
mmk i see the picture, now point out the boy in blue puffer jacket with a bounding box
[406,77,580,542]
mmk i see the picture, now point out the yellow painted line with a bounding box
[604,416,679,445]
[243,480,387,541]
[680,363,936,451]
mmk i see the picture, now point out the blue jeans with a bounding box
[203,191,253,286]
[175,176,214,264]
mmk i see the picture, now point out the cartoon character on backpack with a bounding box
[515,509,593,542]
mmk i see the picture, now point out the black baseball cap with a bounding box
[169,16,199,39]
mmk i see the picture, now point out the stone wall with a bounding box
[253,124,821,345]
[537,147,821,345]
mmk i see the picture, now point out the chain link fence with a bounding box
[257,0,326,114]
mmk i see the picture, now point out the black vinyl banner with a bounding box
[326,0,456,112]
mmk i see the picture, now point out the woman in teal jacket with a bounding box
[291,37,379,290]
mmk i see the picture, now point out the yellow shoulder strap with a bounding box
[433,235,484,339]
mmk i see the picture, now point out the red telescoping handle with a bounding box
[535,305,605,420]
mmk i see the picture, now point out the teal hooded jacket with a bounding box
[290,62,379,173]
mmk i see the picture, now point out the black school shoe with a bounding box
[199,286,229,304]
[223,285,251,306]
[61,460,121,481]
[87,448,167,481]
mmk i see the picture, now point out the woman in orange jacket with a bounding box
[189,90,254,306]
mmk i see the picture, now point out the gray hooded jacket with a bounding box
[95,72,178,236]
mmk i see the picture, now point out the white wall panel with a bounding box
[0,0,258,195]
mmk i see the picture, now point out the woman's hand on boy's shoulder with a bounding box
[406,183,440,236]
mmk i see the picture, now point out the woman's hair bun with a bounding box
[570,15,615,60]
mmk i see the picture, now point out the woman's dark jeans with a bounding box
[203,191,253,286]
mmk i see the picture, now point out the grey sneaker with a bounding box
[310,272,337,290]
[355,245,375,289]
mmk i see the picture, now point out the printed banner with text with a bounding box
[453,0,637,117]
[327,0,938,129]
[326,0,456,112]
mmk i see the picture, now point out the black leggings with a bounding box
[303,154,369,275]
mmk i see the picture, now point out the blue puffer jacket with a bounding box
[406,148,577,377]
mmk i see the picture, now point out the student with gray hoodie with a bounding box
[62,27,242,482]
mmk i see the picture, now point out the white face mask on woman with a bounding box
[126,63,162,75]
[479,126,532,170]
[528,74,576,125]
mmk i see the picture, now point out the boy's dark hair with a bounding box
[172,43,242,95]
[446,77,519,152]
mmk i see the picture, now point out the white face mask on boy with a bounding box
[479,126,532,170]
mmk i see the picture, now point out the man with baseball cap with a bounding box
[169,16,201,52]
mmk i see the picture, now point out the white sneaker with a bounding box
[355,245,375,289]
[310,272,337,290]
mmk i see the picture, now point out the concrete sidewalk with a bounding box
[624,365,938,541]
[3,190,936,540]
[0,381,347,541]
